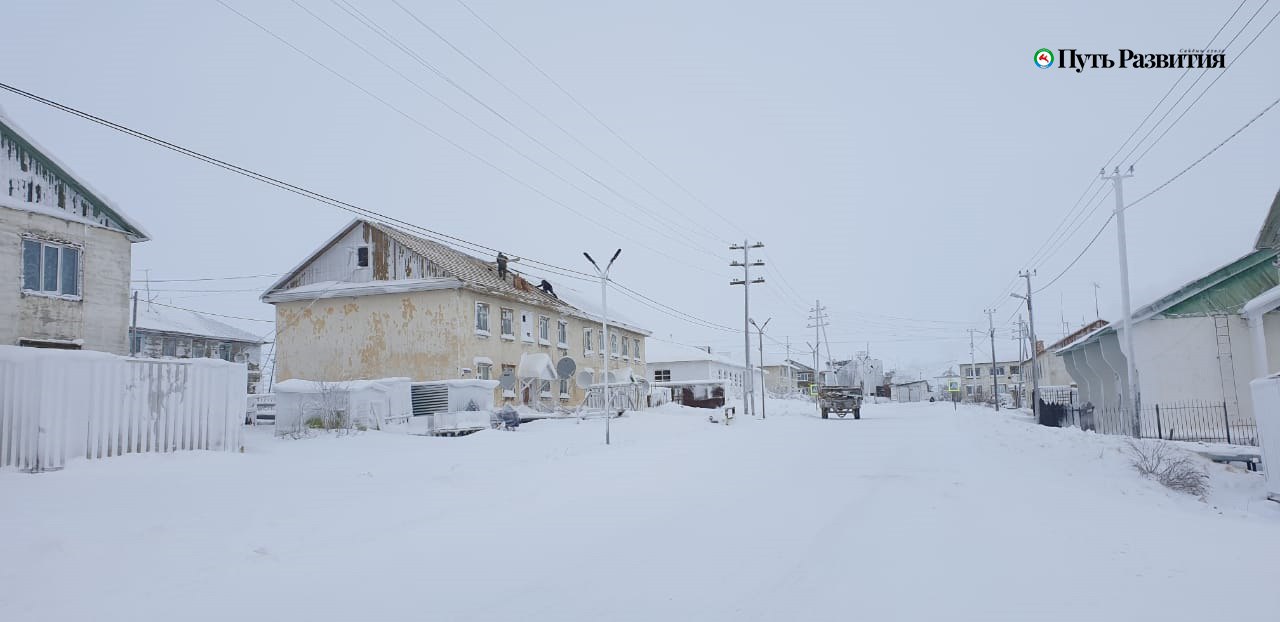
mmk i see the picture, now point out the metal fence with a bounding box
[1043,397,1258,447]
[1,346,247,471]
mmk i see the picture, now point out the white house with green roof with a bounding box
[0,109,150,354]
[1057,188,1280,427]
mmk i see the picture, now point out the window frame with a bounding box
[654,369,672,382]
[633,338,641,362]
[557,320,568,348]
[474,302,491,336]
[584,327,594,355]
[610,333,619,358]
[538,315,551,346]
[621,335,630,359]
[21,237,81,299]
[477,362,492,380]
[355,245,370,268]
[500,308,515,339]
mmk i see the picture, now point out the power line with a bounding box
[451,0,750,239]
[385,0,729,245]
[1130,4,1280,166]
[1033,91,1280,294]
[312,0,723,263]
[0,81,746,340]
[144,300,274,323]
[130,272,282,283]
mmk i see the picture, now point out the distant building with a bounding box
[130,302,266,393]
[0,109,150,353]
[960,357,1022,403]
[760,355,805,394]
[892,378,932,402]
[645,341,747,397]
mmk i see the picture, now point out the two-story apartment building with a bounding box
[959,357,1023,403]
[1,109,149,353]
[131,301,267,393]
[261,219,648,404]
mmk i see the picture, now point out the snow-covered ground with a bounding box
[2,400,1277,621]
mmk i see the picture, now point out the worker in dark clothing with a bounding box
[538,279,556,298]
[497,252,509,279]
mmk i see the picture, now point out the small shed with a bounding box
[653,379,728,409]
[272,377,412,434]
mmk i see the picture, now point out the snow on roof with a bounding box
[517,352,557,380]
[135,302,264,344]
[263,277,462,303]
[0,109,150,242]
[645,340,746,369]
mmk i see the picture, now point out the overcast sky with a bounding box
[3,0,1278,377]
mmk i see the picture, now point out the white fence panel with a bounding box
[0,346,246,471]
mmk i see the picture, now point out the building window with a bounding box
[559,378,570,398]
[633,338,641,361]
[557,321,568,348]
[218,343,232,361]
[356,245,369,268]
[130,332,144,356]
[500,308,514,338]
[538,316,551,345]
[190,340,206,358]
[540,379,552,397]
[584,328,594,354]
[598,332,604,356]
[22,238,80,297]
[162,337,177,357]
[520,310,535,342]
[994,366,1005,376]
[475,302,490,335]
[621,336,630,358]
[610,334,618,357]
[477,363,492,380]
[654,369,672,382]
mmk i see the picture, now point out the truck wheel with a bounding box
[854,409,861,420]
[821,408,829,419]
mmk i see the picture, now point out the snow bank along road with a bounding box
[2,401,1277,621]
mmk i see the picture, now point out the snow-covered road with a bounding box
[2,401,1277,621]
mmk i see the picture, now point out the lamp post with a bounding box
[584,249,621,445]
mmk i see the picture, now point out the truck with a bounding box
[817,370,863,419]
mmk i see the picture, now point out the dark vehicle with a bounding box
[818,385,863,419]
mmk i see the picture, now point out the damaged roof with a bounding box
[262,219,650,335]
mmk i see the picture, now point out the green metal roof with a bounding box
[1134,249,1279,320]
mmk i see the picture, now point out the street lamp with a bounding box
[584,249,621,445]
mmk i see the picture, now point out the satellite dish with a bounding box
[498,371,517,391]
[555,356,577,379]
[574,370,595,389]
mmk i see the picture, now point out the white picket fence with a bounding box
[0,345,247,471]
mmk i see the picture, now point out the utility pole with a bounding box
[731,241,765,417]
[985,308,998,411]
[1102,166,1141,437]
[130,290,139,356]
[806,341,819,416]
[1015,316,1025,408]
[1011,270,1040,423]
[584,249,622,445]
[1092,281,1101,321]
[750,317,771,419]
[808,300,829,372]
[967,328,980,402]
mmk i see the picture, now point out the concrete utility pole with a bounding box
[985,308,998,411]
[1011,270,1040,423]
[1092,281,1101,321]
[967,328,980,402]
[730,241,765,416]
[785,336,792,394]
[130,290,139,356]
[808,300,829,372]
[584,249,622,445]
[1102,166,1141,437]
[750,317,771,419]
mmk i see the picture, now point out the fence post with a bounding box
[1155,404,1162,440]
[1222,401,1232,445]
